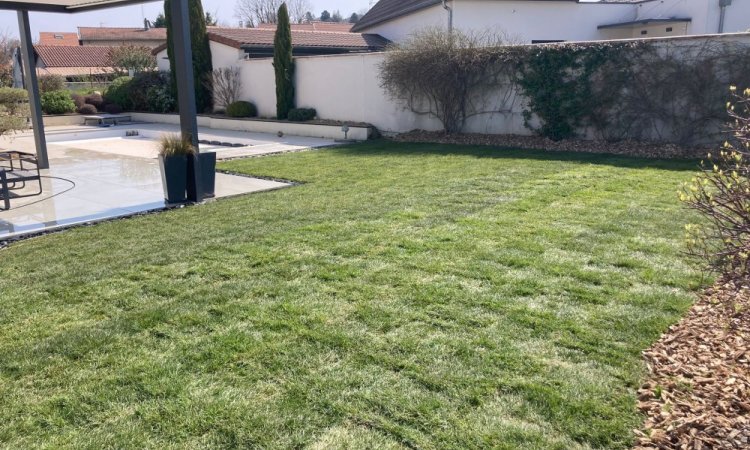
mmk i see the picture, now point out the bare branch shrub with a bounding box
[609,41,750,145]
[683,87,750,280]
[0,30,20,88]
[379,28,515,134]
[107,45,156,75]
[205,67,242,112]
[235,0,311,26]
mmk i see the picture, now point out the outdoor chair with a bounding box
[0,151,43,211]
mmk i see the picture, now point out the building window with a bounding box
[641,30,648,35]
[666,27,673,32]
[54,34,64,39]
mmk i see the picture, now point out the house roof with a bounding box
[257,21,354,33]
[78,26,166,42]
[351,0,443,32]
[153,27,390,54]
[598,17,691,29]
[34,45,112,67]
[38,32,79,46]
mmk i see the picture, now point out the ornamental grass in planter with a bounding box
[158,134,195,203]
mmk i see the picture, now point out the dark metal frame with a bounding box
[1,0,202,201]
[0,151,43,211]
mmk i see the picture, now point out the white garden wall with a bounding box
[225,32,750,138]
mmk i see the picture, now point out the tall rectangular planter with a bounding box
[199,152,217,198]
[158,154,188,203]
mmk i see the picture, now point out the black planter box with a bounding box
[199,152,217,198]
[158,154,188,203]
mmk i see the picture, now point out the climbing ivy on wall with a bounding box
[381,29,750,145]
[515,42,640,141]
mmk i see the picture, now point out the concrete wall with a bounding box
[218,32,750,139]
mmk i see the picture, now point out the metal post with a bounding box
[17,10,49,169]
[169,0,202,201]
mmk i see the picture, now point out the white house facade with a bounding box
[351,0,750,43]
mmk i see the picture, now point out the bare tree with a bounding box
[235,0,311,26]
[205,67,242,112]
[0,30,20,88]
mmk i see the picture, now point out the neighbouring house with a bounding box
[78,26,166,48]
[38,32,80,46]
[32,45,114,80]
[152,26,389,70]
[256,21,354,33]
[351,0,750,43]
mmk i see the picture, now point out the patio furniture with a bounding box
[83,114,132,126]
[0,151,43,211]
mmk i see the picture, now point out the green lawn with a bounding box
[0,142,703,449]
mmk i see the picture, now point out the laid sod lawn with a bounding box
[0,142,703,448]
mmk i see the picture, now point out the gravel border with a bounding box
[391,131,713,160]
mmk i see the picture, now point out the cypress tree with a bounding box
[165,0,213,113]
[274,3,295,120]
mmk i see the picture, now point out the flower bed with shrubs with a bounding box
[37,72,175,117]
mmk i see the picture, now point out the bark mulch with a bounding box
[635,280,750,449]
[391,131,711,159]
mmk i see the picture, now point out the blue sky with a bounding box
[0,0,376,39]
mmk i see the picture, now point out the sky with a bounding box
[0,0,376,39]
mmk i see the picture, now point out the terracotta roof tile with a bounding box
[78,26,166,41]
[38,32,79,46]
[206,27,389,51]
[257,22,354,33]
[34,45,112,67]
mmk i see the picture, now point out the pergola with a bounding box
[0,0,204,201]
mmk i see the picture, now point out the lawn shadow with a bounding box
[332,140,702,172]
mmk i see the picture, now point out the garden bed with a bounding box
[636,280,750,449]
[392,130,712,159]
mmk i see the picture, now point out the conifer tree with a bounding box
[274,3,295,119]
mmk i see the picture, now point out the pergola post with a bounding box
[17,10,49,169]
[169,0,202,202]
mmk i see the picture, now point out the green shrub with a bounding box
[104,76,133,110]
[78,104,98,115]
[226,101,257,118]
[0,88,28,115]
[146,84,176,113]
[287,108,316,122]
[40,90,76,115]
[37,75,65,94]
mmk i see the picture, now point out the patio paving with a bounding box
[0,124,307,240]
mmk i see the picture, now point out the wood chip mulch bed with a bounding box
[391,131,711,159]
[635,280,750,449]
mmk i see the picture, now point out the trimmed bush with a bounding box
[40,90,76,115]
[71,93,85,110]
[104,103,123,114]
[84,93,104,109]
[146,83,176,113]
[0,88,28,115]
[78,104,98,115]
[104,76,133,110]
[37,75,65,94]
[287,108,316,122]
[225,101,257,118]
